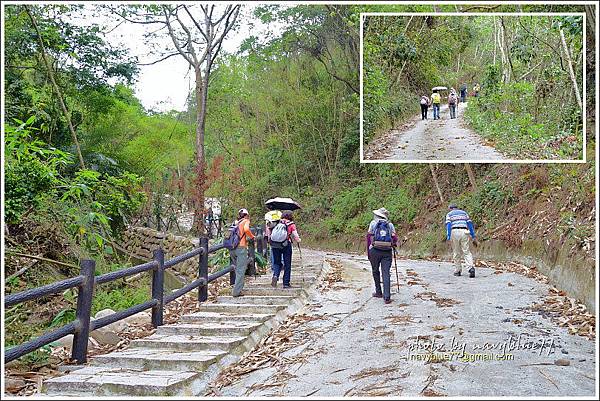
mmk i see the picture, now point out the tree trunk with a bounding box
[429,164,444,204]
[26,6,86,169]
[560,28,583,111]
[464,164,477,190]
[493,16,497,65]
[192,66,207,235]
[498,17,511,84]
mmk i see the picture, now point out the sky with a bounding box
[91,3,283,112]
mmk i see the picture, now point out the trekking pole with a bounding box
[393,247,400,293]
[297,243,305,285]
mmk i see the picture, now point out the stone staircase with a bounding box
[43,256,326,396]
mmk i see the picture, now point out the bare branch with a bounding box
[183,4,209,42]
[162,5,194,66]
[138,51,185,66]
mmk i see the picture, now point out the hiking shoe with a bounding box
[271,276,278,287]
[453,271,461,277]
[372,292,383,298]
[384,299,392,304]
[469,268,475,278]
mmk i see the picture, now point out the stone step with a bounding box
[91,348,226,371]
[157,321,262,337]
[180,311,274,324]
[243,280,315,289]
[43,366,200,396]
[200,302,287,314]
[131,334,247,352]
[238,276,317,286]
[217,295,295,305]
[242,287,306,296]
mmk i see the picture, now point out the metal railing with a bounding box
[4,227,267,364]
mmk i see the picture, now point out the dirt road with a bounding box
[215,249,595,397]
[364,102,506,161]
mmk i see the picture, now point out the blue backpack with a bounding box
[223,220,245,250]
[372,220,392,250]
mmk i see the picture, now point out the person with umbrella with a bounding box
[366,207,398,304]
[269,211,302,288]
[264,198,302,288]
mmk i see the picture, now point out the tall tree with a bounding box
[115,4,240,233]
[24,6,86,169]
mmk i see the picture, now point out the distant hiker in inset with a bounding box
[448,89,458,119]
[367,207,398,304]
[226,208,256,297]
[445,204,478,278]
[460,83,468,103]
[420,95,430,120]
[473,83,481,98]
[430,90,441,120]
[269,211,301,288]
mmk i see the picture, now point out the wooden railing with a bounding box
[4,227,267,364]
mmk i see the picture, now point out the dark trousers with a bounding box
[368,248,392,300]
[420,104,428,119]
[272,244,293,286]
[449,104,456,119]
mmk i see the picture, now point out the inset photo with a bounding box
[360,13,585,163]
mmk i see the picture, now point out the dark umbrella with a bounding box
[265,197,302,211]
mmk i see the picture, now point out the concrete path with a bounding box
[216,251,595,397]
[42,250,328,397]
[364,102,506,161]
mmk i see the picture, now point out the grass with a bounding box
[464,83,583,160]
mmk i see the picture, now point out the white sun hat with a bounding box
[373,207,389,219]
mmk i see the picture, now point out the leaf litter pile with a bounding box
[528,286,595,340]
[206,312,324,395]
[475,259,549,283]
[319,258,344,291]
[4,277,229,396]
[475,260,595,340]
[343,363,407,397]
[414,291,462,308]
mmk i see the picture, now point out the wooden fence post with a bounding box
[199,237,209,302]
[72,259,95,364]
[151,248,165,328]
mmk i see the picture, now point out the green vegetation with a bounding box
[362,14,584,159]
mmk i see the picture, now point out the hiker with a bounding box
[445,204,478,278]
[430,90,441,120]
[473,83,480,97]
[232,208,255,297]
[264,210,283,271]
[367,207,398,304]
[448,89,458,119]
[269,211,301,288]
[460,83,467,103]
[420,95,430,120]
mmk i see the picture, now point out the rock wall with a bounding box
[122,227,199,281]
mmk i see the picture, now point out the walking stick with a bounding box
[393,247,400,293]
[296,243,305,285]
